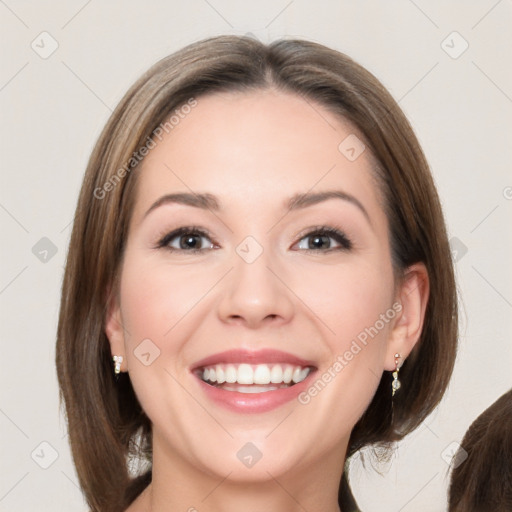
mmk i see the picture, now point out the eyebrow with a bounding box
[143,190,371,225]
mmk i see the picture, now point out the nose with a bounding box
[216,246,295,329]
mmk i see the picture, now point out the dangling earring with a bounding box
[113,355,123,376]
[392,353,402,396]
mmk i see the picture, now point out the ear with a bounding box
[104,284,127,372]
[385,262,429,371]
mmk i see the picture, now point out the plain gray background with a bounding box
[1,1,511,511]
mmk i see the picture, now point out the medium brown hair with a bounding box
[448,389,512,511]
[56,35,458,511]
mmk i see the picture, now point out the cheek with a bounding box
[259,261,396,460]
[290,259,394,411]
[290,256,395,344]
[116,255,218,430]
[119,256,220,345]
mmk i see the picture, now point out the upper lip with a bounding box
[191,349,317,371]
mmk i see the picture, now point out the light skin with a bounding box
[106,89,429,512]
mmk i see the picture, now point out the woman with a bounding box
[56,35,458,512]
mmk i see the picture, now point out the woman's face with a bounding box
[107,89,405,482]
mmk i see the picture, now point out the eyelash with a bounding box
[155,224,352,254]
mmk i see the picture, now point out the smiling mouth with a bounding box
[196,363,313,393]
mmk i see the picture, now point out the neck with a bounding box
[136,431,347,512]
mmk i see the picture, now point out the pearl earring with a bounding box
[113,355,123,375]
[392,353,402,396]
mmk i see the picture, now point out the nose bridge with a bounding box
[216,234,294,327]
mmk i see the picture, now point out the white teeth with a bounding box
[216,365,225,384]
[270,365,283,383]
[253,364,271,384]
[199,363,311,386]
[225,365,237,383]
[283,366,293,383]
[237,364,253,384]
[225,385,281,393]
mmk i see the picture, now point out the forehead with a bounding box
[132,89,382,221]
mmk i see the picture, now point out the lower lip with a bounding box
[194,372,316,413]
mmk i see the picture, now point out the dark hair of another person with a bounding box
[449,388,512,512]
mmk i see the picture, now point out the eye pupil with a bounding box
[309,234,330,249]
[180,234,201,249]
